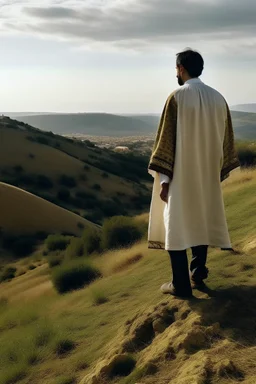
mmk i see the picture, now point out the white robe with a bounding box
[148,78,234,251]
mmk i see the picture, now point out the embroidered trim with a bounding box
[148,241,165,250]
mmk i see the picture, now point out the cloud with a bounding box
[1,0,256,52]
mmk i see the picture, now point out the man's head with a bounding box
[176,49,204,86]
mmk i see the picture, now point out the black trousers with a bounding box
[168,245,208,294]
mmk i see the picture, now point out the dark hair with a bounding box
[176,49,204,78]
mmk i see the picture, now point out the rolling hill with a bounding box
[0,116,151,228]
[4,110,256,140]
[0,169,255,384]
[0,182,93,236]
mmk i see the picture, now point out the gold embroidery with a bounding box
[148,93,177,179]
[148,241,165,250]
[221,103,240,180]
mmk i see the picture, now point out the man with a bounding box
[148,49,240,298]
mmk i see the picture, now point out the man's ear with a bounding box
[179,64,185,75]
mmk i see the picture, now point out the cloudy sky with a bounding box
[0,0,255,113]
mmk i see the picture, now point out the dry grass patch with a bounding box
[112,253,144,273]
[95,242,146,276]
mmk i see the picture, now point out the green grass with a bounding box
[0,170,255,383]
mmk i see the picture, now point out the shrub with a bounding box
[57,188,71,202]
[84,165,90,171]
[91,289,108,305]
[75,191,95,200]
[28,264,36,270]
[77,222,85,230]
[102,216,142,250]
[48,252,64,268]
[79,174,87,182]
[237,146,256,167]
[45,235,70,252]
[1,365,28,384]
[100,200,125,217]
[83,228,101,256]
[1,267,17,282]
[59,175,77,188]
[36,175,54,189]
[101,172,109,178]
[85,210,104,225]
[37,136,50,145]
[2,235,37,257]
[54,339,76,356]
[93,184,101,191]
[52,261,101,293]
[84,140,95,148]
[28,153,35,159]
[18,174,34,186]
[66,238,84,259]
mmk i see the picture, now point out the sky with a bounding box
[0,0,256,113]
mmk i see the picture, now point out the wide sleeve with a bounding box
[148,93,177,180]
[221,103,240,181]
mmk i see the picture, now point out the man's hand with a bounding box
[160,183,169,203]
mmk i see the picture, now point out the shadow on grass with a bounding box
[190,285,256,346]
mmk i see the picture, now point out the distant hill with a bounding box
[231,104,256,113]
[4,110,255,140]
[6,113,157,137]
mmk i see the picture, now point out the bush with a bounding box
[101,200,125,217]
[84,165,90,171]
[237,146,256,167]
[57,188,71,202]
[91,289,108,305]
[66,238,84,259]
[93,184,102,191]
[79,174,88,182]
[28,153,35,159]
[37,136,50,145]
[83,228,101,256]
[45,235,70,252]
[18,174,34,186]
[85,210,104,225]
[2,235,37,257]
[1,267,17,282]
[52,261,101,293]
[102,216,143,250]
[59,175,77,188]
[101,172,109,178]
[48,252,64,268]
[54,339,76,356]
[36,175,54,189]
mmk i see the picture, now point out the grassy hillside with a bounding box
[6,110,256,140]
[0,169,255,384]
[0,117,151,225]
